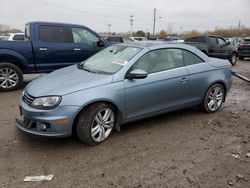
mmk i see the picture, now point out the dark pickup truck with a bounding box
[185,35,238,65]
[0,22,109,91]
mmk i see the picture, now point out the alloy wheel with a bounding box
[0,67,19,89]
[231,54,237,65]
[91,108,114,142]
[207,86,224,112]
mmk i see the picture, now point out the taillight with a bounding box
[238,42,244,47]
[238,42,244,49]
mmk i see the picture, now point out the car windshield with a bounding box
[79,45,141,74]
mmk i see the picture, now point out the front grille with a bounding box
[23,92,35,105]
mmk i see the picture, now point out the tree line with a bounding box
[1,23,250,39]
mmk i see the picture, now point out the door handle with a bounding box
[180,77,188,83]
[39,47,47,51]
[73,48,81,51]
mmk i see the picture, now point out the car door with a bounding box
[208,37,228,58]
[216,37,231,58]
[124,48,190,120]
[182,49,212,103]
[34,25,73,72]
[70,27,105,63]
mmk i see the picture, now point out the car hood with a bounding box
[26,65,114,97]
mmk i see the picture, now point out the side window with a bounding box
[185,37,194,42]
[209,37,218,46]
[71,28,99,45]
[195,37,206,43]
[217,38,226,45]
[122,37,133,43]
[108,37,121,43]
[185,37,205,43]
[39,26,67,43]
[133,48,184,74]
[183,50,204,66]
[13,34,24,41]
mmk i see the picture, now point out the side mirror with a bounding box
[126,69,148,80]
[226,41,231,46]
[97,39,105,47]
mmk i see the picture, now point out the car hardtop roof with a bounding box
[187,35,225,39]
[208,35,226,39]
[114,42,210,62]
[105,35,130,38]
[115,41,192,50]
[26,21,92,29]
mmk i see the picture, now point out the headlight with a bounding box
[31,96,61,109]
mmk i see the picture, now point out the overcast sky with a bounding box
[0,0,249,33]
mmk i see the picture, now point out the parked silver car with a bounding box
[16,43,232,145]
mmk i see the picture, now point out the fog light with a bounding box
[37,122,50,131]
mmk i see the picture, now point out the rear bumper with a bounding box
[238,50,250,57]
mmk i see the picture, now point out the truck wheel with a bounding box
[0,63,23,91]
[229,53,238,66]
[239,56,244,60]
[76,103,116,146]
[201,83,225,113]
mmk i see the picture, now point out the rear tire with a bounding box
[0,63,23,91]
[229,52,238,66]
[76,103,116,146]
[202,84,225,113]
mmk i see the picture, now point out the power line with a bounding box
[33,0,246,30]
[34,0,152,21]
[83,0,151,11]
[158,9,241,24]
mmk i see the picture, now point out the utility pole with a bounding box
[180,26,183,35]
[130,15,134,36]
[153,8,156,37]
[108,24,111,34]
[238,20,241,29]
[237,20,241,37]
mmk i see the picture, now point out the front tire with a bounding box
[229,52,238,66]
[0,63,23,91]
[76,103,115,146]
[202,84,225,113]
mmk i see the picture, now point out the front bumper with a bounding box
[16,98,81,138]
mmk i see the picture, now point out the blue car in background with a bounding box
[16,42,232,145]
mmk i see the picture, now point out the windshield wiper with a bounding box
[78,64,98,73]
[77,63,111,75]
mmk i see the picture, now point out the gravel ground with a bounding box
[0,60,250,188]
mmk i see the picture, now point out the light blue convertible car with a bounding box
[16,42,232,145]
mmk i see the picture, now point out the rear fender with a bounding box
[0,49,28,70]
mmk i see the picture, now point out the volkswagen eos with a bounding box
[16,43,232,145]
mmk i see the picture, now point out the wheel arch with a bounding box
[203,81,227,103]
[0,50,28,71]
[231,51,238,56]
[72,100,123,136]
